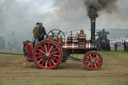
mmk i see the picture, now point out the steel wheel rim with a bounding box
[34,41,62,69]
[84,52,102,70]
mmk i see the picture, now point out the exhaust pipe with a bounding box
[91,19,96,43]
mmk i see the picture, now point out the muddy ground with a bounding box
[0,52,128,83]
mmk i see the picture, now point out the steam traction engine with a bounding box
[96,29,111,51]
[23,19,103,70]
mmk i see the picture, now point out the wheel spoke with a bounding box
[86,61,91,63]
[35,53,43,55]
[42,58,46,64]
[51,51,58,55]
[39,45,46,52]
[51,56,57,60]
[51,58,55,65]
[96,59,101,62]
[51,47,57,53]
[95,61,100,65]
[87,63,91,67]
[52,55,59,57]
[37,55,45,59]
[38,58,44,63]
[51,31,55,37]
[48,58,52,66]
[94,63,98,68]
[45,59,48,67]
[47,43,50,52]
[38,49,45,55]
[44,44,48,52]
[94,56,99,60]
[57,31,61,36]
[49,45,54,52]
[91,63,94,69]
[89,54,93,59]
[92,53,96,57]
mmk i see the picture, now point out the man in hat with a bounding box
[38,22,46,41]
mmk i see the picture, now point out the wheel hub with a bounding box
[45,53,50,57]
[91,59,95,63]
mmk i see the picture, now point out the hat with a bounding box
[36,22,40,25]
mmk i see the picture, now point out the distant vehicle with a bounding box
[96,29,111,51]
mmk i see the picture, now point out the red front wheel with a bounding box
[83,51,103,70]
[33,40,63,69]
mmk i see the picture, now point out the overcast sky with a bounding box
[0,0,128,44]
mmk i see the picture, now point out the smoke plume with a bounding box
[84,0,121,19]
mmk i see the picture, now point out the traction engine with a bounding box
[23,19,103,70]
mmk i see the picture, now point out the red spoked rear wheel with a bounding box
[83,51,103,70]
[33,40,63,69]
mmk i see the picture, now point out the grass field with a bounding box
[100,47,128,58]
[0,47,128,85]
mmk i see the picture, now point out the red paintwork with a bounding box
[23,41,34,62]
[84,52,102,70]
[62,42,79,48]
[78,34,86,41]
[78,34,86,47]
[33,40,62,69]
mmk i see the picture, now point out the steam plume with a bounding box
[84,0,121,19]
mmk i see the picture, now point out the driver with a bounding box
[39,22,46,41]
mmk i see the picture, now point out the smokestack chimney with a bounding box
[91,19,96,43]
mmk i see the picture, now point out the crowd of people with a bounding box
[113,41,128,52]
